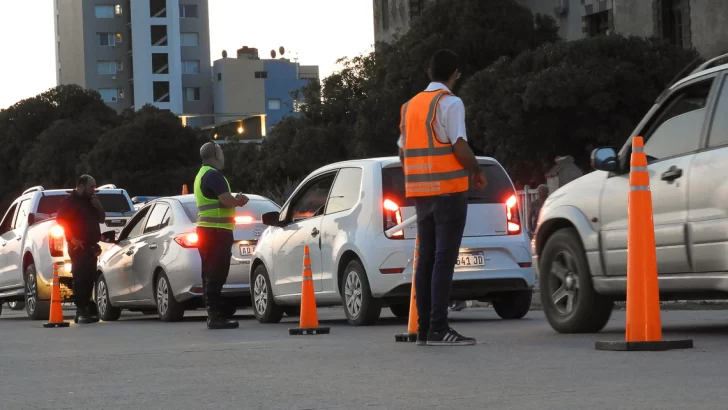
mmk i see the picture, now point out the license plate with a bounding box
[455,252,485,267]
[239,245,255,256]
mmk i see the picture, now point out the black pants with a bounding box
[414,192,468,333]
[68,245,97,311]
[196,227,234,313]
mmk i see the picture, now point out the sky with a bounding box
[0,0,375,110]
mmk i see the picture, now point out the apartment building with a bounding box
[373,0,728,59]
[54,0,213,123]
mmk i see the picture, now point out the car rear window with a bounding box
[382,164,515,206]
[37,193,132,215]
[182,199,280,222]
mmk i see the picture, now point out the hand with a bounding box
[235,193,249,206]
[473,171,487,191]
[71,239,84,250]
[90,195,103,210]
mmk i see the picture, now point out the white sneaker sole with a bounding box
[426,340,477,346]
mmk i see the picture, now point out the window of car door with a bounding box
[143,203,171,235]
[325,168,363,215]
[11,199,31,231]
[705,74,728,148]
[284,173,337,224]
[117,206,151,242]
[633,77,715,165]
[0,203,18,235]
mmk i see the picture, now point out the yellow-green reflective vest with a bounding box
[193,165,235,230]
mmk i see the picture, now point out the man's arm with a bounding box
[56,199,75,240]
[90,195,105,223]
[445,98,486,190]
[202,170,248,208]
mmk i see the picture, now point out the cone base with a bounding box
[289,326,330,335]
[394,333,417,342]
[43,322,70,328]
[595,339,693,351]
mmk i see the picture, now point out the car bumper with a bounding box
[167,249,252,303]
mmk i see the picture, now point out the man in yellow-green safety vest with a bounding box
[194,141,249,330]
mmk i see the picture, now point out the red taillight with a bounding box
[174,232,199,248]
[383,199,404,239]
[506,194,521,234]
[49,225,65,257]
[235,215,254,224]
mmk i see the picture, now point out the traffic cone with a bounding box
[395,235,419,342]
[289,245,330,335]
[595,136,692,351]
[43,263,69,328]
[182,184,189,195]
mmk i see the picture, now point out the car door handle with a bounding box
[661,166,683,181]
[311,228,319,237]
[16,236,22,241]
[149,244,158,250]
[126,248,135,256]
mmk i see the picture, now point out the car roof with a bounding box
[160,194,274,204]
[35,189,126,196]
[310,156,501,173]
[672,62,728,90]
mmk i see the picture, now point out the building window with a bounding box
[181,60,200,74]
[117,61,124,71]
[180,4,199,18]
[217,73,222,81]
[255,71,268,79]
[185,87,201,101]
[99,88,119,102]
[658,0,691,49]
[97,61,117,75]
[268,99,281,110]
[409,0,424,19]
[98,33,119,46]
[151,25,168,46]
[153,81,171,102]
[57,41,60,61]
[94,5,114,18]
[115,5,123,16]
[180,32,199,47]
[585,11,610,37]
[150,0,167,17]
[382,0,390,30]
[152,53,169,74]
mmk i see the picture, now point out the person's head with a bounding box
[76,175,97,198]
[200,141,224,170]
[537,184,549,202]
[428,49,461,90]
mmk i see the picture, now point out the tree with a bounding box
[460,35,700,187]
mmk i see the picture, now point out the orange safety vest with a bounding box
[400,90,469,198]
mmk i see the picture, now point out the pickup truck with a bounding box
[0,184,135,319]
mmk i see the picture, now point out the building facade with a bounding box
[212,46,319,135]
[373,0,728,59]
[54,0,213,122]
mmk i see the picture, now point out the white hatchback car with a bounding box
[250,157,536,326]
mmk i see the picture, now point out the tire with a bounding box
[251,264,283,324]
[389,303,409,318]
[539,228,613,333]
[283,306,300,317]
[95,275,122,322]
[493,290,532,320]
[341,259,381,326]
[155,272,185,322]
[8,300,25,311]
[24,264,49,320]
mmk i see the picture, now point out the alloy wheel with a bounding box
[157,277,169,316]
[26,274,37,314]
[97,280,108,316]
[253,274,268,315]
[344,270,363,318]
[549,250,580,316]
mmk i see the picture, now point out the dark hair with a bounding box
[429,49,460,82]
[76,174,91,187]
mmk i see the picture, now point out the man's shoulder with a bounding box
[439,93,464,108]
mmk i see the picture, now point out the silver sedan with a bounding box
[95,194,280,322]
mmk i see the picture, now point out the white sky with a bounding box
[0,0,374,109]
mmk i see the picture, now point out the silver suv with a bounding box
[534,54,728,333]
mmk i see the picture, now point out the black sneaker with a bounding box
[416,329,428,346]
[207,315,239,330]
[426,327,476,346]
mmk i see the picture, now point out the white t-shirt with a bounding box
[397,82,468,149]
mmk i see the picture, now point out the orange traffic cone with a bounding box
[43,263,69,328]
[595,137,692,351]
[182,184,189,195]
[395,235,419,342]
[289,245,330,335]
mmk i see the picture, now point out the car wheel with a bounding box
[155,272,185,322]
[540,228,613,333]
[341,259,381,326]
[389,303,409,318]
[24,264,49,321]
[493,290,532,320]
[251,265,283,324]
[8,300,25,311]
[95,275,122,322]
[283,306,300,317]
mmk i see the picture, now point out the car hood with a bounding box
[537,170,608,226]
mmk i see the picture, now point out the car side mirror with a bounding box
[590,147,618,172]
[100,230,116,243]
[262,211,282,227]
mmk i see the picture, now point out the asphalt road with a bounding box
[2,306,728,410]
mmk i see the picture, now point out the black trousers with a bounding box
[196,227,234,313]
[414,192,468,333]
[68,245,97,311]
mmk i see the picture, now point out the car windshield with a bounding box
[37,193,132,215]
[182,198,280,222]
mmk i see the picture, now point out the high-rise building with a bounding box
[54,0,213,123]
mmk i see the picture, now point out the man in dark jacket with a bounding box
[57,175,105,324]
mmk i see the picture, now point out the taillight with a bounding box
[383,199,404,239]
[174,232,199,248]
[49,225,65,257]
[235,215,254,224]
[506,195,521,234]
